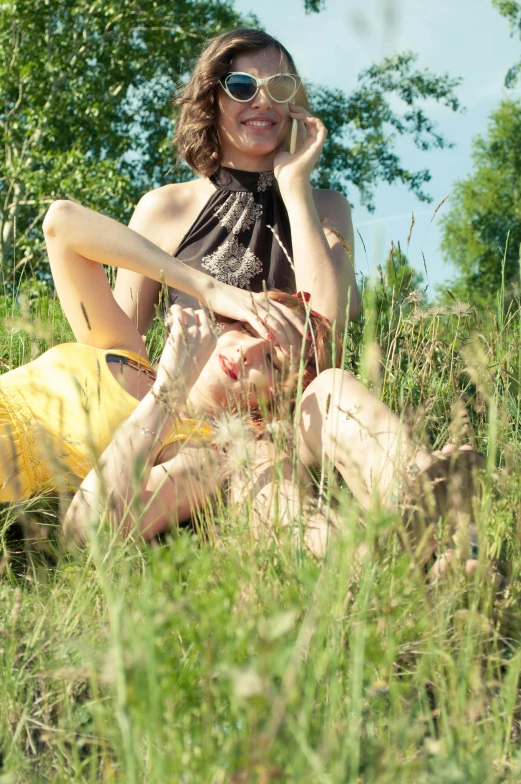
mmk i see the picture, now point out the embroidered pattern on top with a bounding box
[215,192,263,235]
[201,236,263,289]
[257,171,274,192]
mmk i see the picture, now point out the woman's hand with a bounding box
[205,284,305,357]
[154,306,216,398]
[273,105,328,195]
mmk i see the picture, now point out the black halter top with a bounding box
[168,166,295,310]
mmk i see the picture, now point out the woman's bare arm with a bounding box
[114,194,162,336]
[63,306,221,542]
[276,107,360,328]
[113,189,181,338]
[64,434,225,544]
[43,199,305,354]
[286,186,359,327]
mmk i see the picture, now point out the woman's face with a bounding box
[193,322,288,411]
[216,46,293,169]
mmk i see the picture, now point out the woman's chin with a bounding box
[239,139,280,157]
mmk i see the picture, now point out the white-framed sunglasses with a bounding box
[219,72,300,104]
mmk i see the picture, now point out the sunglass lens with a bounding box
[268,74,298,102]
[225,74,257,101]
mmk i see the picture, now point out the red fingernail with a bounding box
[266,333,273,341]
[306,332,312,340]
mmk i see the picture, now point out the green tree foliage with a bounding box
[370,243,424,322]
[493,0,521,86]
[1,0,464,284]
[1,0,242,279]
[439,99,521,305]
[303,0,327,11]
[310,53,462,210]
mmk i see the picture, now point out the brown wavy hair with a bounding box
[173,28,309,177]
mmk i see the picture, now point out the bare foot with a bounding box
[429,550,507,593]
[401,444,486,564]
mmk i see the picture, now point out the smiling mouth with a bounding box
[219,354,238,381]
[242,120,276,130]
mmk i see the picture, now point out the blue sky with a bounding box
[233,0,521,295]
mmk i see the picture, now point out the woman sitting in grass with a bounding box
[0,26,483,565]
[0,197,482,570]
[113,27,360,343]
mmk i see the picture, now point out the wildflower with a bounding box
[407,307,430,324]
[405,289,425,307]
[450,300,472,317]
[212,412,250,451]
[264,417,292,446]
[427,305,448,317]
[225,438,258,474]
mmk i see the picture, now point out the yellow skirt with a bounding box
[0,395,37,504]
[0,381,83,504]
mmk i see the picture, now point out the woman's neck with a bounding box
[219,150,275,173]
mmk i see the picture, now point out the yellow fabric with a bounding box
[0,343,213,503]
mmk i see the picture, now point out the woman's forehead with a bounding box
[231,47,286,77]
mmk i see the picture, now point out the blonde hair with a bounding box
[173,28,309,177]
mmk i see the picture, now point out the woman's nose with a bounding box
[251,86,273,109]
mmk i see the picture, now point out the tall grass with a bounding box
[0,275,521,783]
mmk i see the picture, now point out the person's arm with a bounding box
[227,438,336,559]
[285,186,360,326]
[64,406,225,544]
[275,106,360,328]
[64,307,223,542]
[113,189,178,338]
[43,200,305,354]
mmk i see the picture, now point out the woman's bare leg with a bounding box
[298,368,431,510]
[298,368,485,563]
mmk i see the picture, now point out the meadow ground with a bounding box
[0,280,521,783]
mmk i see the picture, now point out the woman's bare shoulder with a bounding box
[312,188,351,218]
[312,188,353,237]
[137,178,213,217]
[132,178,217,255]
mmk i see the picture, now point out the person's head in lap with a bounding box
[174,28,309,173]
[186,291,339,425]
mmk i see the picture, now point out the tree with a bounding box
[310,53,462,211]
[493,0,521,86]
[439,99,521,305]
[370,243,424,323]
[1,0,464,285]
[1,0,242,281]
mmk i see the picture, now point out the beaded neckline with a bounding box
[211,165,275,193]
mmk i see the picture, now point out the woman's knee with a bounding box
[301,368,360,420]
[299,368,357,461]
[42,199,76,238]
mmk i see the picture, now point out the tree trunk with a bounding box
[1,179,25,269]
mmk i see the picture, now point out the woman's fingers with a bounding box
[166,305,202,332]
[288,106,327,148]
[194,308,208,330]
[243,307,278,347]
[257,295,306,338]
[260,307,300,354]
[194,309,216,346]
[270,299,307,337]
[245,294,305,356]
[165,303,183,327]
